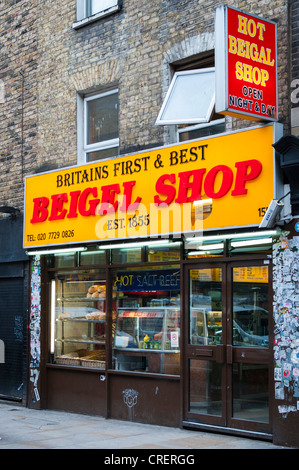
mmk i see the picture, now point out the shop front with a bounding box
[24,123,284,438]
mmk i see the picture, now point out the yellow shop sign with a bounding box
[23,124,281,248]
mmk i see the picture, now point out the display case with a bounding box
[113,307,180,374]
[50,272,107,368]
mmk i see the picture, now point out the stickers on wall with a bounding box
[273,236,299,416]
[29,255,41,403]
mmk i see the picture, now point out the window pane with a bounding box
[232,266,269,348]
[113,266,180,374]
[190,268,222,345]
[52,253,76,268]
[91,0,117,15]
[147,244,181,262]
[233,363,269,423]
[50,270,107,369]
[87,146,118,162]
[86,92,118,145]
[112,247,142,264]
[189,359,222,416]
[179,120,225,141]
[156,69,215,125]
[80,248,106,266]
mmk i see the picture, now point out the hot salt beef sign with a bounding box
[215,5,278,121]
[115,269,180,292]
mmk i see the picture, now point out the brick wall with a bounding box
[0,0,291,211]
[0,0,38,211]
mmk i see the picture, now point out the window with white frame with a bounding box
[80,89,119,163]
[177,113,225,142]
[156,54,225,142]
[86,0,118,17]
[74,0,120,28]
[156,69,216,126]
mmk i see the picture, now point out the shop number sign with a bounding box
[23,124,279,248]
[215,5,278,121]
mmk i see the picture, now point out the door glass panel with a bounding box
[232,363,269,423]
[232,266,269,348]
[190,268,222,345]
[189,359,222,416]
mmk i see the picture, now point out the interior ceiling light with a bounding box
[197,243,224,250]
[188,250,222,256]
[26,247,87,256]
[98,240,182,249]
[231,238,273,248]
[184,230,280,244]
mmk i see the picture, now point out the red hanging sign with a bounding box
[215,5,278,121]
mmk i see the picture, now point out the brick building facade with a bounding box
[1,0,299,447]
[1,0,292,192]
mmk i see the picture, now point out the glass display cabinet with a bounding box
[113,307,180,374]
[112,266,181,375]
[50,270,107,368]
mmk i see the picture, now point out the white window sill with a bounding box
[72,5,120,30]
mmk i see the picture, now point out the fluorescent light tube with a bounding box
[185,230,279,243]
[188,250,222,256]
[26,247,87,255]
[231,238,272,248]
[99,240,181,249]
[197,243,224,250]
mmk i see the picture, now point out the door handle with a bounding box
[195,348,213,357]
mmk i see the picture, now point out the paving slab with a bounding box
[0,402,291,450]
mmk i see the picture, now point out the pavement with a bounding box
[0,401,292,451]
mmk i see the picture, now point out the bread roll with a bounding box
[88,285,101,294]
[58,312,71,319]
[86,311,106,320]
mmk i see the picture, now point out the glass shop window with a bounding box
[110,242,181,264]
[49,269,108,369]
[112,265,181,375]
[111,247,143,264]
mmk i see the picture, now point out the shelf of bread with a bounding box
[56,349,105,368]
[57,311,106,322]
[86,284,106,298]
[117,308,179,319]
[57,283,106,302]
